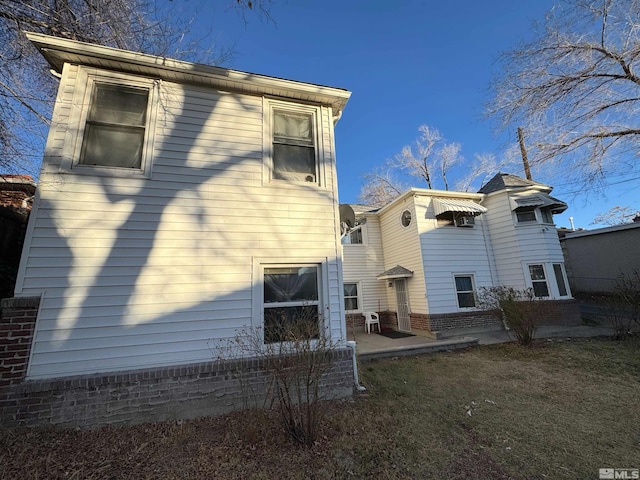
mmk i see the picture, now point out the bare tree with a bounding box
[591,205,640,225]
[389,125,443,189]
[359,124,509,206]
[438,142,463,191]
[0,0,271,175]
[358,167,408,207]
[489,0,640,187]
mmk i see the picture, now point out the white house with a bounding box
[0,33,353,427]
[342,173,578,335]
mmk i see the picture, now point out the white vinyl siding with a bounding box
[17,73,345,379]
[378,200,427,314]
[341,215,389,313]
[416,196,494,314]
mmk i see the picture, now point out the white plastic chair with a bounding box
[364,312,381,334]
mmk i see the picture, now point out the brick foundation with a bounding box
[410,310,503,332]
[1,296,354,428]
[0,348,354,428]
[0,296,40,389]
[358,299,582,334]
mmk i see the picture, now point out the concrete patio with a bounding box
[349,329,480,361]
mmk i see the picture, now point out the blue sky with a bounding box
[192,0,638,229]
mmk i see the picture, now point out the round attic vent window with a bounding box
[401,209,412,227]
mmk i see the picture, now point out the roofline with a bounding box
[562,221,640,239]
[25,32,351,117]
[376,188,484,215]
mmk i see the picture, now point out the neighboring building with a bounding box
[560,222,640,294]
[342,173,579,335]
[0,33,352,427]
[0,175,36,299]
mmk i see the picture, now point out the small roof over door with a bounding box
[432,197,487,217]
[377,265,414,280]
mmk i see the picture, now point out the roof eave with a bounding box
[26,32,351,117]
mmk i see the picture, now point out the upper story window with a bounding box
[270,106,318,183]
[80,84,149,169]
[65,67,157,177]
[341,225,364,245]
[511,194,566,225]
[515,207,538,223]
[436,212,476,228]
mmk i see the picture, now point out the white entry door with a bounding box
[394,278,411,332]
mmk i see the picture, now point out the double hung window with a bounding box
[344,283,359,311]
[263,266,319,343]
[272,110,317,182]
[454,275,476,308]
[80,83,149,169]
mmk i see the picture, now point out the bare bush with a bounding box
[211,312,341,447]
[478,286,540,346]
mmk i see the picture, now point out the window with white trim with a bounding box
[553,263,569,297]
[515,207,555,225]
[69,68,157,177]
[515,207,538,223]
[263,265,320,343]
[454,275,476,308]
[437,211,476,228]
[341,224,364,245]
[528,264,550,297]
[270,107,318,183]
[344,283,360,311]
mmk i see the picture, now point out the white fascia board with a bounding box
[25,32,351,117]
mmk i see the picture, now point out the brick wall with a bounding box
[410,311,503,332]
[0,297,40,389]
[1,296,354,428]
[363,300,581,334]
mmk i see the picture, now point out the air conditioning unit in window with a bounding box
[276,172,316,182]
[455,215,475,227]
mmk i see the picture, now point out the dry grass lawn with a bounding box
[1,336,639,479]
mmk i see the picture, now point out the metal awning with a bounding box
[377,265,414,280]
[432,198,487,217]
[510,194,568,213]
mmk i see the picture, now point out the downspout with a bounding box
[347,341,366,392]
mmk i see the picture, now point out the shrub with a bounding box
[605,270,640,340]
[211,312,340,447]
[478,286,540,345]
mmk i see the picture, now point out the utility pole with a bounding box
[517,127,533,180]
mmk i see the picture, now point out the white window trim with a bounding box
[552,263,572,298]
[61,66,158,178]
[523,262,572,299]
[263,98,325,188]
[344,281,362,313]
[253,257,330,345]
[514,207,555,226]
[525,263,551,298]
[341,223,367,246]
[453,273,477,310]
